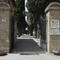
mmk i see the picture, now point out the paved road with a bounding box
[0,34,60,60]
[12,34,43,54]
[17,34,33,39]
[0,53,60,60]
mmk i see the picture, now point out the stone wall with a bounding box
[0,3,10,52]
[45,2,60,52]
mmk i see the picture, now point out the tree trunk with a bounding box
[29,25,33,36]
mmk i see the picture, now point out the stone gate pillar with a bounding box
[45,2,60,52]
[0,2,11,52]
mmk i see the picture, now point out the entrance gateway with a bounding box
[0,1,60,53]
[45,2,60,52]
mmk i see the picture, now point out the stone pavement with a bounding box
[12,34,47,54]
[0,53,60,60]
[17,34,40,46]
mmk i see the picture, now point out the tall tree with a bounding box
[14,0,27,36]
[26,0,60,38]
[26,0,45,37]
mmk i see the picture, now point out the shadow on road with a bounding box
[12,39,43,54]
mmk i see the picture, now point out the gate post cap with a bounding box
[45,2,60,13]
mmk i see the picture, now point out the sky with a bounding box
[25,0,30,25]
[25,0,28,12]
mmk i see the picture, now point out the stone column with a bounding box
[45,2,60,52]
[0,2,11,52]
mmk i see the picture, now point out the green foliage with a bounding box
[14,0,25,17]
[26,0,45,14]
[14,0,28,35]
[45,0,60,7]
[26,0,60,37]
[14,0,24,22]
[14,0,60,36]
[26,0,60,14]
